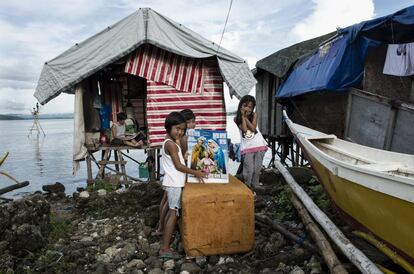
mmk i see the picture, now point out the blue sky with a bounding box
[0,0,413,114]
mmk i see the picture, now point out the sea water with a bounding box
[0,117,271,199]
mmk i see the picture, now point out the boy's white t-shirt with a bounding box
[161,139,186,187]
[112,122,126,138]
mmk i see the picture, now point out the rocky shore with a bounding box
[0,168,393,274]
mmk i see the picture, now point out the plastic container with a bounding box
[180,175,255,256]
[99,104,111,129]
[139,163,149,179]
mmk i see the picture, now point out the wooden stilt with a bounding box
[114,151,120,172]
[86,154,93,185]
[117,150,128,183]
[148,148,156,182]
[97,150,110,179]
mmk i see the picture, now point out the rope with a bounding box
[216,0,233,55]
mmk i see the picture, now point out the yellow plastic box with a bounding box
[180,175,255,256]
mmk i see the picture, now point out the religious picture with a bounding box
[187,129,228,183]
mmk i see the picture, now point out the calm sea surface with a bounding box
[0,117,271,199]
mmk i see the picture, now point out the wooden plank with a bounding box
[98,160,127,165]
[390,108,414,154]
[383,108,397,150]
[344,90,353,139]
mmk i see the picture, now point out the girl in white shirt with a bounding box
[159,111,204,260]
[234,95,268,189]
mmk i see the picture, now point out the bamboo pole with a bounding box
[353,231,414,274]
[255,213,319,254]
[290,194,348,274]
[0,181,29,195]
[274,160,382,274]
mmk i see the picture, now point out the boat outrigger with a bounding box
[282,110,414,264]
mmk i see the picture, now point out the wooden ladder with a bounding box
[97,149,128,183]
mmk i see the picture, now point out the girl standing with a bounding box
[159,111,204,260]
[234,95,268,189]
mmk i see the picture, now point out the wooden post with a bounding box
[294,141,300,166]
[114,151,120,172]
[274,160,382,274]
[148,148,156,182]
[97,150,110,179]
[156,148,161,180]
[270,138,276,168]
[290,142,295,166]
[86,154,93,185]
[290,195,348,274]
[117,150,128,183]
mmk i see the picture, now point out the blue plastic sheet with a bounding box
[276,5,414,98]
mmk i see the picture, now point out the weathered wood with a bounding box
[147,149,156,182]
[295,142,300,166]
[255,213,319,254]
[290,194,348,274]
[275,160,382,274]
[86,145,152,151]
[97,160,127,165]
[0,181,29,195]
[290,143,295,166]
[114,151,120,172]
[117,150,128,183]
[97,150,110,179]
[86,154,93,185]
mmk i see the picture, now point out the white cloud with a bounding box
[0,0,391,115]
[292,0,375,41]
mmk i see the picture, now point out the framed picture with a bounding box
[187,129,228,183]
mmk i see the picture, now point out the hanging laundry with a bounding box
[383,43,414,76]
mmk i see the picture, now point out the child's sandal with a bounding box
[159,249,181,260]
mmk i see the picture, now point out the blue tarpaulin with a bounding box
[276,6,414,98]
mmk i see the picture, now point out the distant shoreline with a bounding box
[1,113,236,120]
[0,114,74,120]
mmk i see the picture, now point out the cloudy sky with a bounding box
[0,0,412,114]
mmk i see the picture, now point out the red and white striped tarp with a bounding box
[125,44,205,94]
[146,64,226,147]
[125,45,226,147]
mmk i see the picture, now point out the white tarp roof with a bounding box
[34,8,256,104]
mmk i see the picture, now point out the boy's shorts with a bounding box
[164,186,182,215]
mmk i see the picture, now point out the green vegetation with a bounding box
[48,212,73,242]
[86,178,118,193]
[274,175,330,221]
[306,176,330,212]
[274,185,295,220]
